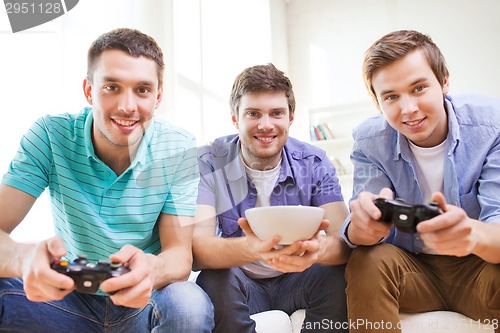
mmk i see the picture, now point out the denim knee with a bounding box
[152,281,214,332]
[196,268,244,307]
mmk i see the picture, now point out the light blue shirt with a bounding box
[3,107,199,263]
[341,94,500,253]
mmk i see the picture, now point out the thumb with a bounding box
[318,219,329,232]
[46,236,67,260]
[379,188,394,199]
[430,192,447,212]
[109,244,140,264]
[238,217,253,237]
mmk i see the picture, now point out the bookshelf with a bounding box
[308,102,378,202]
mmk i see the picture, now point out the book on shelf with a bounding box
[309,125,318,141]
[310,123,335,141]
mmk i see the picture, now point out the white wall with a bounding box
[286,0,500,140]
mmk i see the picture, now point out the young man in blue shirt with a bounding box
[194,63,350,332]
[342,30,500,332]
[0,28,213,332]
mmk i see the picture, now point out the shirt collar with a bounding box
[84,108,96,159]
[444,96,460,155]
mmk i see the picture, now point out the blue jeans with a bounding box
[0,278,214,332]
[197,264,347,333]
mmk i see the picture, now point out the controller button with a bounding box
[60,261,68,266]
[111,262,122,268]
[83,281,93,288]
[399,214,408,221]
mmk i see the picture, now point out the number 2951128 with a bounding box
[5,2,63,14]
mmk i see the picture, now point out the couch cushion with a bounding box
[251,310,293,333]
[399,311,495,333]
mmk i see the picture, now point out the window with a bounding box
[171,0,277,144]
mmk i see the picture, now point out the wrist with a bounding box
[341,222,359,249]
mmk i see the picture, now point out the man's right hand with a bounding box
[21,236,74,302]
[348,188,394,246]
[238,217,315,261]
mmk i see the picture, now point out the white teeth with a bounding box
[257,137,273,142]
[115,119,136,126]
[405,119,421,126]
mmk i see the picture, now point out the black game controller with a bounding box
[373,198,442,233]
[51,255,130,294]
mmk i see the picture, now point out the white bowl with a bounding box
[244,205,324,245]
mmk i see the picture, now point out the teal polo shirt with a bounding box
[3,107,199,263]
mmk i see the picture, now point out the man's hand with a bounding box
[417,192,478,256]
[238,217,329,273]
[100,244,154,308]
[267,219,329,273]
[22,236,74,302]
[238,217,283,259]
[348,188,394,246]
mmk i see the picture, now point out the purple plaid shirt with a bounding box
[197,135,344,238]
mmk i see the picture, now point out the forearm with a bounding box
[0,231,35,277]
[193,235,258,269]
[317,234,351,265]
[149,247,193,289]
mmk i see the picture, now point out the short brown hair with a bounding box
[362,30,449,105]
[87,28,165,88]
[229,63,295,118]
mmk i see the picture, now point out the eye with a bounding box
[137,87,151,94]
[104,85,118,92]
[272,110,286,118]
[246,111,259,118]
[414,85,425,92]
[384,94,397,102]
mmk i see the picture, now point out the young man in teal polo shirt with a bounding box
[0,28,213,332]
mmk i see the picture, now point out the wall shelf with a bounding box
[308,102,378,201]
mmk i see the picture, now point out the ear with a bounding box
[154,88,163,109]
[289,112,294,126]
[231,113,239,130]
[83,78,93,105]
[442,76,450,95]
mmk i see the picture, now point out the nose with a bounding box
[400,95,418,115]
[118,90,137,113]
[257,114,274,130]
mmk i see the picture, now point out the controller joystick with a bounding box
[373,198,442,233]
[51,255,130,294]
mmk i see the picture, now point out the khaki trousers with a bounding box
[345,243,499,333]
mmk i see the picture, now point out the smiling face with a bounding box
[83,49,162,158]
[372,49,449,147]
[232,90,294,170]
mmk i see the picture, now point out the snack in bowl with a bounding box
[244,205,325,245]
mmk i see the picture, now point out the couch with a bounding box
[251,309,495,333]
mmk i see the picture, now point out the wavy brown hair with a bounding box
[362,30,449,105]
[230,63,295,118]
